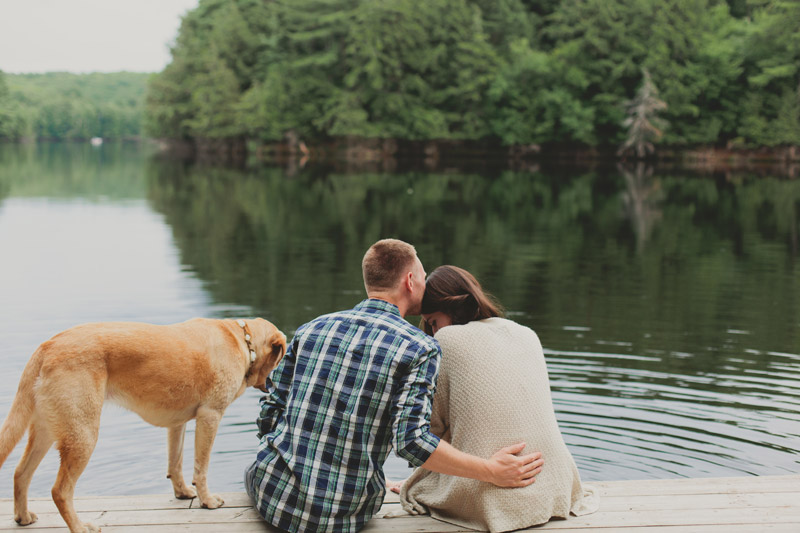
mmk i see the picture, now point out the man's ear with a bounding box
[405,270,415,292]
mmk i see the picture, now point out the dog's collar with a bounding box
[237,319,257,364]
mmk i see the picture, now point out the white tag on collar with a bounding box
[237,319,246,328]
[250,350,257,363]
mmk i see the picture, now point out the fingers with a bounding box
[508,462,542,487]
[499,444,542,464]
[518,451,542,462]
[509,453,544,487]
[390,486,401,494]
[522,464,543,481]
[521,456,544,476]
[501,442,527,455]
[515,474,538,488]
[487,444,545,488]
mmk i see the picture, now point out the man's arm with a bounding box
[390,344,442,465]
[422,440,544,488]
[256,335,298,439]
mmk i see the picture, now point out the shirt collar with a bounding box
[355,298,402,317]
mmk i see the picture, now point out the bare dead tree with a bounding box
[618,69,668,158]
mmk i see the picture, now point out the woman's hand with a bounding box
[386,478,405,494]
[485,442,543,488]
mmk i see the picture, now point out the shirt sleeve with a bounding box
[390,342,442,467]
[256,334,297,439]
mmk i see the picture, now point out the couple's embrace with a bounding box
[245,239,598,532]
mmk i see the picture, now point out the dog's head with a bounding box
[247,318,287,393]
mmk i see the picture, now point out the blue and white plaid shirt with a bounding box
[247,299,442,532]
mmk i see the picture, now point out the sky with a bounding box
[0,0,199,74]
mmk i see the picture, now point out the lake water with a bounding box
[0,142,797,498]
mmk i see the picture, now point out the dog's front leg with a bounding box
[192,408,224,509]
[167,424,197,499]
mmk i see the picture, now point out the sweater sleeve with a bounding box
[429,346,450,441]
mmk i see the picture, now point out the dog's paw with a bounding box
[174,486,197,500]
[14,510,38,525]
[81,522,101,532]
[201,494,225,509]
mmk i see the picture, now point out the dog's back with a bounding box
[35,320,239,427]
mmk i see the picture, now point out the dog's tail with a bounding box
[0,346,44,471]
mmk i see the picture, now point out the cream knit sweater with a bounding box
[399,318,598,532]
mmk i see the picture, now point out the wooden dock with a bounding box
[1,475,797,532]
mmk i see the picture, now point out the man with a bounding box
[245,239,543,532]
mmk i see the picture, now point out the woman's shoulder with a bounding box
[434,317,539,345]
[474,316,539,337]
[432,321,472,346]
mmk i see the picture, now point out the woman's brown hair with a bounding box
[420,265,503,334]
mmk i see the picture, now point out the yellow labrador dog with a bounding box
[0,318,286,533]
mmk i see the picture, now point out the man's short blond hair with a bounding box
[362,239,418,292]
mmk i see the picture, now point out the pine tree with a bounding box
[619,69,668,158]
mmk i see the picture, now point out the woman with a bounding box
[395,265,598,532]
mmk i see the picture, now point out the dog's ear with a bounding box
[268,328,287,368]
[253,322,286,392]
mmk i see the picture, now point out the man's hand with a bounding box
[421,439,543,487]
[485,442,543,488]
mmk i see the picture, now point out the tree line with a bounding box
[144,0,800,151]
[0,71,148,141]
[2,1,797,150]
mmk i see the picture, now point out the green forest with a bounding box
[0,72,148,141]
[1,0,798,151]
[144,0,800,150]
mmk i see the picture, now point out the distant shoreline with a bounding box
[161,137,800,178]
[2,138,798,178]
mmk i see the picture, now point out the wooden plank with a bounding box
[382,489,800,513]
[363,516,467,532]
[366,510,800,532]
[0,482,800,517]
[0,496,192,516]
[382,527,800,533]
[382,475,800,502]
[0,507,265,530]
[0,520,797,533]
[522,525,800,533]
[102,525,279,533]
[14,504,790,531]
[0,476,797,532]
[0,492,258,515]
[5,523,800,533]
[524,526,800,533]
[370,509,800,532]
[531,507,800,529]
[0,525,277,533]
[587,475,800,497]
[595,491,800,512]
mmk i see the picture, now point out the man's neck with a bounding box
[367,292,407,317]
